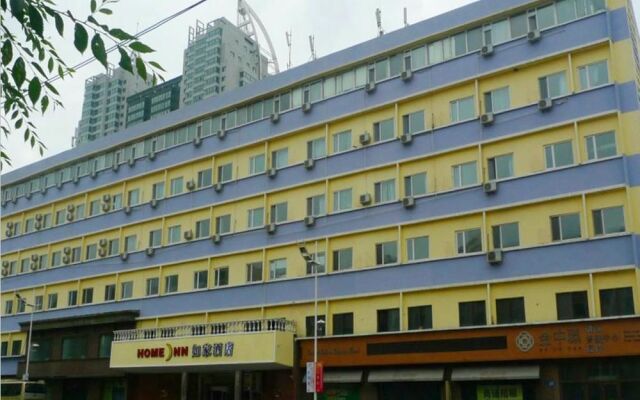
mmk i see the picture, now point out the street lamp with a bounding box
[15,293,35,382]
[298,241,325,399]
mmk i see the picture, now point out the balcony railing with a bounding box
[113,318,296,342]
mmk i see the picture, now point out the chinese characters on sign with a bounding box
[192,341,235,358]
[477,385,523,400]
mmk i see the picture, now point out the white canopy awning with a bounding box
[368,368,444,382]
[323,370,363,383]
[451,365,540,381]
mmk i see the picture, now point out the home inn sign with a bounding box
[136,342,234,361]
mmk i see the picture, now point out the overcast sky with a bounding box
[3,0,640,172]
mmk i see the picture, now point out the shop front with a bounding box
[298,317,640,400]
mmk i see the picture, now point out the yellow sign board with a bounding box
[477,385,523,400]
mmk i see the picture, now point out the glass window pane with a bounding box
[594,132,616,158]
[510,13,528,38]
[603,207,625,233]
[562,214,581,239]
[375,59,389,81]
[389,54,402,76]
[537,4,557,29]
[554,141,574,167]
[492,19,510,44]
[454,32,467,56]
[410,46,426,69]
[428,41,443,64]
[467,27,483,51]
[556,0,577,23]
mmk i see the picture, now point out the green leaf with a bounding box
[91,34,107,68]
[74,23,88,53]
[28,77,41,104]
[90,0,96,13]
[47,57,53,72]
[31,61,47,77]
[129,41,154,53]
[28,5,44,36]
[15,118,23,129]
[99,8,112,15]
[44,81,59,95]
[1,40,12,66]
[9,0,25,21]
[135,57,147,81]
[41,95,49,112]
[148,61,165,72]
[109,28,136,41]
[54,13,64,36]
[11,57,25,88]
[117,47,132,73]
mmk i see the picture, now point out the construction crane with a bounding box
[237,0,280,75]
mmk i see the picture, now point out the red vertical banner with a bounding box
[315,362,324,393]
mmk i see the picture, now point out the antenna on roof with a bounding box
[286,31,292,69]
[309,35,316,61]
[376,8,384,37]
[404,7,409,27]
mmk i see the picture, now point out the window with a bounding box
[246,262,263,282]
[47,293,58,309]
[374,179,396,203]
[484,87,510,113]
[165,275,178,293]
[496,297,526,324]
[600,287,635,317]
[551,213,581,241]
[168,225,181,244]
[539,71,568,99]
[402,110,425,135]
[170,177,183,196]
[127,189,140,206]
[104,284,116,301]
[55,209,66,226]
[270,202,288,223]
[306,252,326,275]
[332,248,353,271]
[593,206,625,235]
[98,334,113,358]
[545,141,574,169]
[149,229,162,247]
[452,161,477,188]
[578,60,608,90]
[71,246,81,263]
[81,288,93,304]
[305,315,326,337]
[16,298,25,313]
[556,291,589,320]
[271,148,288,169]
[1,341,7,356]
[215,214,231,234]
[377,308,400,332]
[152,182,165,199]
[214,267,229,287]
[195,219,211,238]
[269,258,287,280]
[373,118,394,142]
[11,340,22,356]
[4,300,13,314]
[195,169,213,188]
[62,337,87,360]
[333,130,352,153]
[249,154,265,175]
[586,131,616,160]
[492,222,520,249]
[459,300,486,327]
[404,172,427,197]
[86,244,98,260]
[217,163,233,182]
[333,313,354,335]
[68,290,78,306]
[487,154,514,180]
[194,270,208,289]
[408,305,433,330]
[121,281,133,299]
[307,194,326,217]
[307,137,326,159]
[124,235,137,252]
[333,189,352,212]
[247,207,264,228]
[407,236,429,261]
[111,195,122,210]
[146,277,159,296]
[75,204,85,219]
[509,12,528,37]
[375,241,398,265]
[89,200,101,216]
[456,228,482,254]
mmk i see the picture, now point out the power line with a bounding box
[47,0,208,84]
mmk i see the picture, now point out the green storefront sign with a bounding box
[477,384,523,400]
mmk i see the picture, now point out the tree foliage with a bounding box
[0,0,164,169]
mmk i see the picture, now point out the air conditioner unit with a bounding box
[359,193,372,206]
[31,254,39,262]
[66,204,75,212]
[102,194,111,203]
[193,136,202,147]
[302,102,312,113]
[149,150,156,161]
[401,69,413,81]
[99,239,108,248]
[402,196,415,208]
[538,98,553,111]
[365,81,376,93]
[527,29,541,42]
[63,247,71,255]
[30,262,38,271]
[487,249,503,265]
[7,221,14,228]
[2,261,9,268]
[65,213,74,222]
[400,133,413,145]
[128,157,135,167]
[214,182,223,192]
[304,215,315,227]
[212,233,222,244]
[359,132,371,145]
[62,255,70,264]
[481,112,495,126]
[5,229,12,237]
[35,213,43,221]
[145,247,155,257]
[483,181,498,194]
[150,199,158,209]
[217,129,226,140]
[34,221,42,230]
[1,268,8,277]
[102,203,111,212]
[90,170,97,179]
[120,252,129,261]
[98,248,107,257]
[304,158,315,170]
[25,192,32,200]
[266,223,277,234]
[124,206,132,215]
[481,44,494,56]
[267,168,278,178]
[270,112,280,123]
[186,180,196,191]
[112,164,119,172]
[184,230,194,241]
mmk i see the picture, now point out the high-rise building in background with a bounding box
[125,76,182,127]
[181,17,268,106]
[73,66,150,146]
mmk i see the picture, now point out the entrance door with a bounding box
[209,386,230,400]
